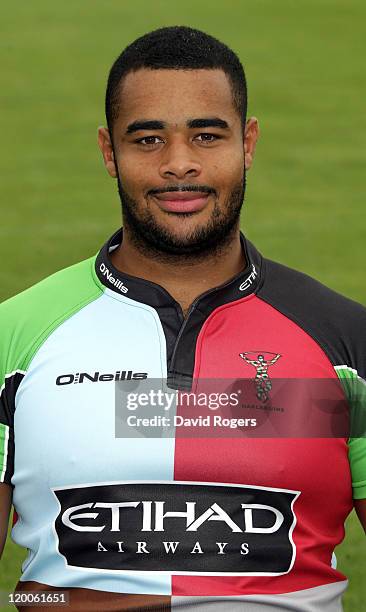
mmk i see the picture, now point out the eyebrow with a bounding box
[188,117,229,129]
[125,117,230,134]
[126,120,165,134]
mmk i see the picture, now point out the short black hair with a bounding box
[105,26,247,135]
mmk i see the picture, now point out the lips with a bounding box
[152,191,211,213]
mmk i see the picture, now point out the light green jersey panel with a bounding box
[335,365,366,499]
[0,255,103,380]
[0,254,103,483]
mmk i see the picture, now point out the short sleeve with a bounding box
[349,437,366,499]
[348,375,366,499]
[0,378,15,485]
[0,372,24,486]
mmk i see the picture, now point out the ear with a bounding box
[97,126,117,178]
[244,117,260,170]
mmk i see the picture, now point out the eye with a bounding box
[135,136,164,147]
[195,133,221,143]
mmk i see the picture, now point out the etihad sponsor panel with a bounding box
[53,481,300,575]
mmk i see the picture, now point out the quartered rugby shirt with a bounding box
[0,228,365,611]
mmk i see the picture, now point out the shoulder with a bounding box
[0,255,103,376]
[258,256,366,374]
[261,256,366,321]
[0,255,102,325]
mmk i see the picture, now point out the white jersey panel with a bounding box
[11,288,174,594]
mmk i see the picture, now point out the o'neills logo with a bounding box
[55,371,148,385]
[99,262,128,293]
[53,481,300,575]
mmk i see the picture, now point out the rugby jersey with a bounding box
[0,228,365,611]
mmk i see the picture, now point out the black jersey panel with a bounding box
[0,371,25,484]
[258,258,366,378]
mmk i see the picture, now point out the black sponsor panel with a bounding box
[53,482,299,574]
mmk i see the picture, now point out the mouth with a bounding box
[151,191,211,214]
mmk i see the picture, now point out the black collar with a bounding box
[95,228,263,310]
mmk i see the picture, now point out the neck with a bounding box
[110,225,246,316]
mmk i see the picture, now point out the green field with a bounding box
[0,0,365,609]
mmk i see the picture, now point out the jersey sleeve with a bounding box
[0,375,18,484]
[349,438,366,499]
[0,306,26,485]
[338,367,366,499]
[335,365,366,499]
[348,375,366,499]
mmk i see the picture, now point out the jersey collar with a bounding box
[95,227,263,309]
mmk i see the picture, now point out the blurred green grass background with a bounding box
[0,1,365,610]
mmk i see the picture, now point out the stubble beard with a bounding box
[116,170,246,263]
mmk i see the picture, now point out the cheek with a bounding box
[116,160,152,196]
[211,154,244,190]
[216,144,244,172]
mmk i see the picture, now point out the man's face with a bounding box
[98,68,258,256]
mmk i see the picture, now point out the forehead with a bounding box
[116,68,238,126]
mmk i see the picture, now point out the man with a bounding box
[0,25,365,612]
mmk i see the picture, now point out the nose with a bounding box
[159,139,202,180]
